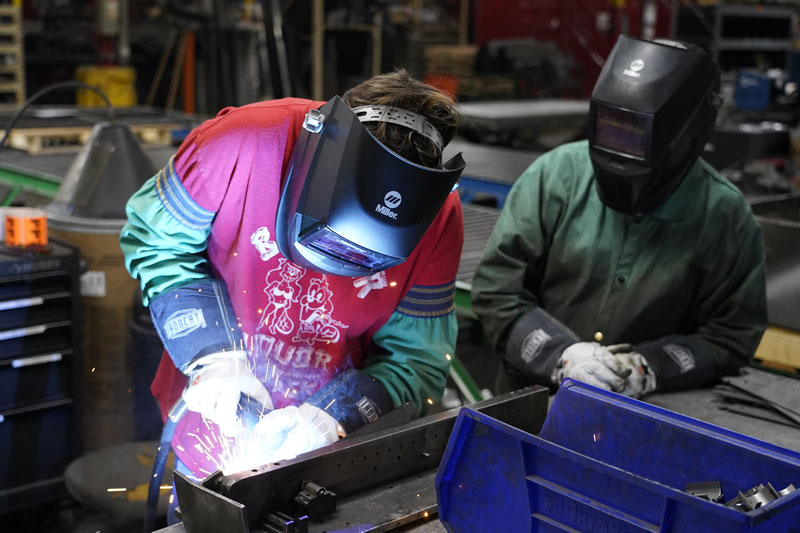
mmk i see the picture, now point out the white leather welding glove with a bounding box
[253,403,342,462]
[182,350,273,437]
[551,342,629,392]
[607,345,658,399]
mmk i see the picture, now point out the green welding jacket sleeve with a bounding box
[119,172,213,305]
[362,310,457,416]
[631,212,767,391]
[470,152,577,383]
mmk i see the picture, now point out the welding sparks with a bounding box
[324,398,336,410]
[91,367,95,373]
[423,511,430,518]
[426,398,434,405]
[107,487,126,492]
[160,485,172,490]
[389,281,397,287]
[445,353,452,361]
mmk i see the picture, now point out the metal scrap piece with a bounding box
[738,484,778,510]
[685,481,723,502]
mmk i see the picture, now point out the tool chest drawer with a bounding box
[0,322,72,360]
[0,240,81,513]
[0,350,72,409]
[0,296,72,330]
[0,401,72,494]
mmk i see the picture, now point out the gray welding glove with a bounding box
[607,344,657,398]
[253,403,342,462]
[551,342,630,392]
[182,350,273,437]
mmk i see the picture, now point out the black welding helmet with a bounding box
[589,35,722,215]
[276,95,465,277]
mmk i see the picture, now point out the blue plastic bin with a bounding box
[435,379,800,532]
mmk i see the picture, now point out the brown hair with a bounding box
[342,69,463,168]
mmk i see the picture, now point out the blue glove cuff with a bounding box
[148,279,244,372]
[304,369,394,434]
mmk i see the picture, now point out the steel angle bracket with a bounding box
[175,385,549,533]
[174,470,250,533]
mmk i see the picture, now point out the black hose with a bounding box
[0,80,114,155]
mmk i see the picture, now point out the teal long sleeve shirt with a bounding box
[471,140,767,391]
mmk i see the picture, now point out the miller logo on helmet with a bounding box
[383,191,402,208]
[624,59,645,78]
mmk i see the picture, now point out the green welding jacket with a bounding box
[471,140,767,391]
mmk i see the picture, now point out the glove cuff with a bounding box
[635,335,715,391]
[505,307,581,385]
[298,403,344,439]
[148,279,244,373]
[304,369,394,434]
[183,349,248,376]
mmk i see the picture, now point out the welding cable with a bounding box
[0,80,114,156]
[143,397,187,533]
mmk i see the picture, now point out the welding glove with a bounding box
[253,403,342,462]
[607,345,657,398]
[182,350,273,437]
[551,342,630,392]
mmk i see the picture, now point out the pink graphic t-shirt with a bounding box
[148,98,463,474]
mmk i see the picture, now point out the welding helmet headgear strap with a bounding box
[277,96,465,277]
[589,36,721,215]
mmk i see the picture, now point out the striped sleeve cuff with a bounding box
[396,281,455,318]
[155,156,215,230]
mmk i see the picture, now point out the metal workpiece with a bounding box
[173,386,549,533]
[723,482,797,512]
[685,481,723,502]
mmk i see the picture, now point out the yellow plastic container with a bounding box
[76,65,137,108]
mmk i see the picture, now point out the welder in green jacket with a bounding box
[471,36,767,398]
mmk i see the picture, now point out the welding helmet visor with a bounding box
[276,96,465,277]
[589,36,721,215]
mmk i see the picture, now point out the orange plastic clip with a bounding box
[4,207,48,247]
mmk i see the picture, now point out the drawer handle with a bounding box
[0,324,47,341]
[0,296,45,311]
[11,353,63,368]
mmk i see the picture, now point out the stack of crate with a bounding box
[0,1,24,108]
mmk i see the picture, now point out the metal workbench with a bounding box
[445,138,539,206]
[454,203,500,317]
[458,99,589,145]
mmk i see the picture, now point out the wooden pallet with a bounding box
[0,4,24,107]
[0,123,182,155]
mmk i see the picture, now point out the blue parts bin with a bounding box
[435,379,800,532]
[734,71,773,111]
